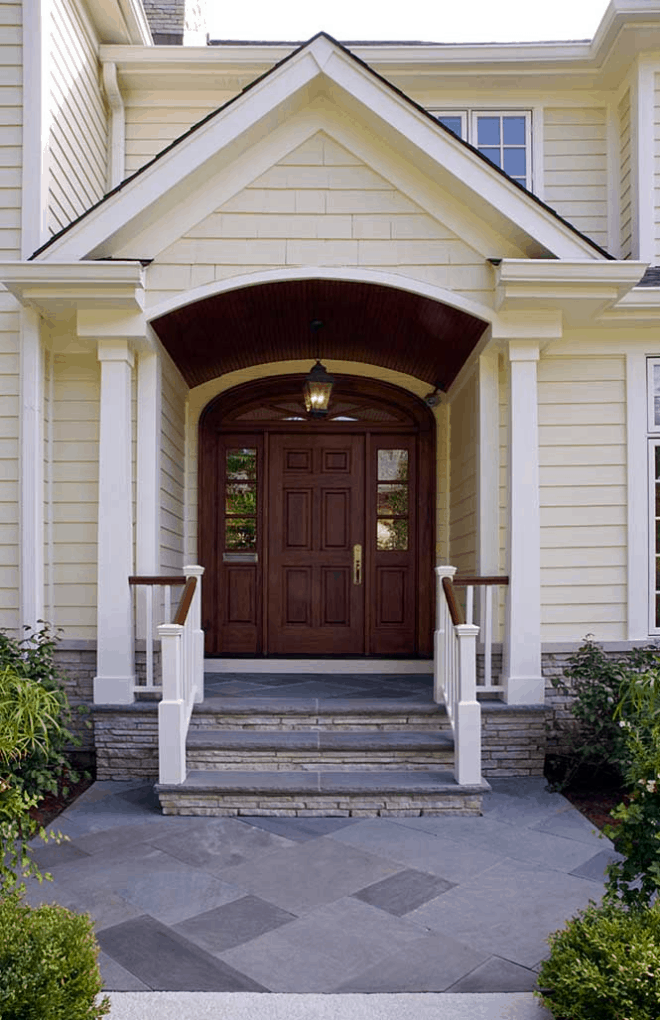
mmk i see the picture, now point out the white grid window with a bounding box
[431,109,532,190]
[648,358,660,432]
[650,440,660,632]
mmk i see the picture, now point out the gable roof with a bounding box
[31,32,612,263]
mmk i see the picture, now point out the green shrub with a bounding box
[0,623,86,805]
[548,638,660,790]
[0,894,110,1020]
[1,663,68,893]
[536,901,660,1020]
[603,666,660,908]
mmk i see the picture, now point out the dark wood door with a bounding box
[267,433,366,654]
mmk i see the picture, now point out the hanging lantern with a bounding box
[303,360,335,418]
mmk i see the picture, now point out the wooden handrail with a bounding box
[442,576,464,626]
[453,576,509,586]
[128,576,187,586]
[173,576,197,626]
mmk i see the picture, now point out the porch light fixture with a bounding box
[303,319,335,417]
[303,360,335,417]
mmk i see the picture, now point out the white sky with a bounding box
[206,0,611,44]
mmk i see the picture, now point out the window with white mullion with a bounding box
[470,110,531,189]
[647,358,660,432]
[434,111,467,140]
[649,439,660,633]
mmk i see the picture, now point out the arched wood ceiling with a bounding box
[150,279,489,388]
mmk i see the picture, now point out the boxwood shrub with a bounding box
[536,901,660,1020]
[0,894,110,1019]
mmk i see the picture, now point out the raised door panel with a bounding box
[267,433,365,654]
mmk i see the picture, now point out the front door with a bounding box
[267,433,365,654]
[200,375,434,657]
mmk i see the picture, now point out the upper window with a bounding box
[434,110,532,190]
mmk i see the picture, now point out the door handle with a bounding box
[353,543,363,585]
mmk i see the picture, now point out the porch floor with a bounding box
[26,777,619,998]
[202,671,435,703]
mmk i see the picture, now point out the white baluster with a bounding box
[466,585,474,625]
[145,586,154,688]
[164,585,172,624]
[484,585,493,689]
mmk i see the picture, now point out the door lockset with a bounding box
[353,543,363,585]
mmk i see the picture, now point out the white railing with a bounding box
[130,573,187,692]
[434,565,481,786]
[130,566,205,784]
[453,575,509,695]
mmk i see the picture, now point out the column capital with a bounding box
[77,308,147,344]
[97,339,135,366]
[507,339,540,363]
[435,565,457,579]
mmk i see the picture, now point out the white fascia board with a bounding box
[0,262,145,311]
[37,35,610,264]
[599,288,660,322]
[496,258,647,289]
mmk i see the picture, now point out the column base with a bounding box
[503,674,545,705]
[93,674,136,705]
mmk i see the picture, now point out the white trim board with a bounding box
[204,659,434,674]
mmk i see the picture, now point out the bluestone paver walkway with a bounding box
[24,774,619,1014]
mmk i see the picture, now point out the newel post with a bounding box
[158,622,186,784]
[434,566,456,704]
[184,565,205,703]
[454,623,481,786]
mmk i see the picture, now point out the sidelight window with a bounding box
[376,449,409,551]
[224,448,257,549]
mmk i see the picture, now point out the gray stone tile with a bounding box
[220,896,426,992]
[21,876,144,932]
[28,839,91,869]
[173,895,296,953]
[481,779,569,827]
[408,857,605,968]
[98,950,150,991]
[97,915,268,991]
[239,815,359,842]
[328,818,505,883]
[532,807,611,847]
[147,816,294,872]
[570,848,624,882]
[215,835,400,914]
[391,815,603,873]
[353,868,455,915]
[335,933,488,992]
[447,955,540,992]
[71,817,206,857]
[52,842,246,924]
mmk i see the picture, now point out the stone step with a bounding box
[156,769,488,817]
[191,696,449,733]
[186,728,454,771]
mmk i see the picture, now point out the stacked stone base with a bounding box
[156,775,485,817]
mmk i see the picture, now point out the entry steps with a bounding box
[156,674,488,816]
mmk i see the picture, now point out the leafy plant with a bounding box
[536,901,660,1020]
[0,623,85,804]
[0,661,68,893]
[0,894,110,1019]
[603,667,660,908]
[547,638,660,790]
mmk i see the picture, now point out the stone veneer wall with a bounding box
[93,702,549,780]
[142,0,208,43]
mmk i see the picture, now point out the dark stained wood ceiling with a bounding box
[151,280,488,388]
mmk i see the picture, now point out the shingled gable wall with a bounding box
[142,0,208,44]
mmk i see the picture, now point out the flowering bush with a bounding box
[604,669,660,908]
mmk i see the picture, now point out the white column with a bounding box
[136,349,161,639]
[94,340,136,704]
[19,308,44,630]
[502,340,544,704]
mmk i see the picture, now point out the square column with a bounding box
[94,340,135,703]
[502,340,544,704]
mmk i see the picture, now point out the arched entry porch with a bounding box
[149,277,490,659]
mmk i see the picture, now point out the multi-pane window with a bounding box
[224,448,257,549]
[434,109,532,190]
[648,360,660,631]
[376,449,409,551]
